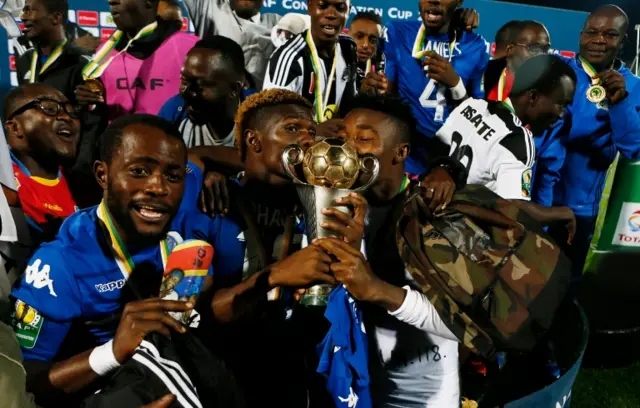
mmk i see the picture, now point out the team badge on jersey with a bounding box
[521,169,532,198]
[12,300,44,349]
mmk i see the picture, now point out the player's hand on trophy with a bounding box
[313,237,384,302]
[318,118,345,140]
[595,71,626,105]
[112,299,193,363]
[361,72,389,95]
[321,192,368,250]
[423,52,461,89]
[74,81,105,105]
[267,246,337,289]
[420,167,456,213]
[199,171,230,216]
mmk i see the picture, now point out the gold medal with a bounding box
[586,84,606,104]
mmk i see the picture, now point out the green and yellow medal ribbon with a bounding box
[82,21,157,80]
[399,174,411,194]
[29,39,67,83]
[578,56,600,85]
[502,97,516,114]
[97,201,170,278]
[411,24,456,62]
[305,30,338,123]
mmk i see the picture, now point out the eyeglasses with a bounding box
[8,98,82,120]
[514,43,551,56]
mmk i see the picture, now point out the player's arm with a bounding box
[188,146,243,177]
[531,119,570,207]
[467,41,490,100]
[263,48,304,93]
[606,78,640,160]
[187,149,240,215]
[211,246,336,323]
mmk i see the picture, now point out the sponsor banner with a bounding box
[101,28,116,42]
[100,11,116,28]
[612,203,640,247]
[81,26,100,37]
[77,10,99,26]
[9,55,15,70]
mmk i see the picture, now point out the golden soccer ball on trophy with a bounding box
[302,138,361,189]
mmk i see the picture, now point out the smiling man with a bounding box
[541,4,640,278]
[9,114,221,406]
[158,36,247,148]
[349,11,384,89]
[362,0,487,175]
[263,0,357,123]
[4,84,80,244]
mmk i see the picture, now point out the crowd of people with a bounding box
[0,0,637,407]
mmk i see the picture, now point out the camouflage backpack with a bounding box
[396,184,572,357]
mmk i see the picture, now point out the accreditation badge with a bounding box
[12,300,44,349]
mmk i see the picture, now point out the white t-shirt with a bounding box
[436,98,535,200]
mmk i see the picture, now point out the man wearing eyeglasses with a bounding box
[485,20,550,102]
[4,83,81,244]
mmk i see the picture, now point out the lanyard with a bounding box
[305,30,338,123]
[578,56,612,104]
[578,56,601,85]
[411,24,456,62]
[502,97,515,114]
[82,21,157,80]
[96,201,169,279]
[29,39,67,83]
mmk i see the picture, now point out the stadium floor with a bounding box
[573,361,640,407]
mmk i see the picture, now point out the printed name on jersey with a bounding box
[95,279,126,293]
[459,104,497,141]
[25,259,57,297]
[522,169,532,198]
[420,40,462,59]
[12,300,44,349]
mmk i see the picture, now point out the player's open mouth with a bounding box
[424,9,444,23]
[56,128,74,141]
[133,204,169,222]
[322,25,338,36]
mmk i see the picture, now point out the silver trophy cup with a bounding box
[281,138,380,306]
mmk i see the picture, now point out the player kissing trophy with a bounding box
[282,138,380,306]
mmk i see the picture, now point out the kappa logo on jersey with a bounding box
[12,300,44,349]
[522,168,532,198]
[95,279,126,293]
[338,387,359,407]
[25,259,57,297]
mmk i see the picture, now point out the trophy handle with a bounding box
[353,154,380,192]
[281,144,306,184]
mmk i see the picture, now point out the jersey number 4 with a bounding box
[419,79,447,122]
[450,131,473,172]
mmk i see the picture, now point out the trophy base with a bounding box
[300,284,333,307]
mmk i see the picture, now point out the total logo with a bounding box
[628,210,640,232]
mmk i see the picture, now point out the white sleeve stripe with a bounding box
[273,36,305,87]
[524,127,534,167]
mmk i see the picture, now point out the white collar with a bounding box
[250,12,261,24]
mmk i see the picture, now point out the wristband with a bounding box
[89,340,121,376]
[450,78,467,100]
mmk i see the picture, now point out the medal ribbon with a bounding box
[97,201,169,279]
[305,30,338,123]
[29,39,67,83]
[399,175,410,193]
[411,24,456,62]
[82,21,157,80]
[578,56,600,85]
[365,58,372,75]
[502,97,516,114]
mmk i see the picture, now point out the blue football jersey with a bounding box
[385,21,490,175]
[11,163,220,361]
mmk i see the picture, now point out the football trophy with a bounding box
[282,138,380,306]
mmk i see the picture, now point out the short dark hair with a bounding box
[495,20,521,49]
[98,114,185,164]
[341,93,415,144]
[234,89,312,161]
[41,0,69,19]
[3,83,58,121]
[192,36,245,75]
[352,11,382,26]
[510,54,577,97]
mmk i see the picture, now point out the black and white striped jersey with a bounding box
[263,31,358,118]
[436,98,535,200]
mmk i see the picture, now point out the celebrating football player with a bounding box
[436,54,577,237]
[361,0,485,175]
